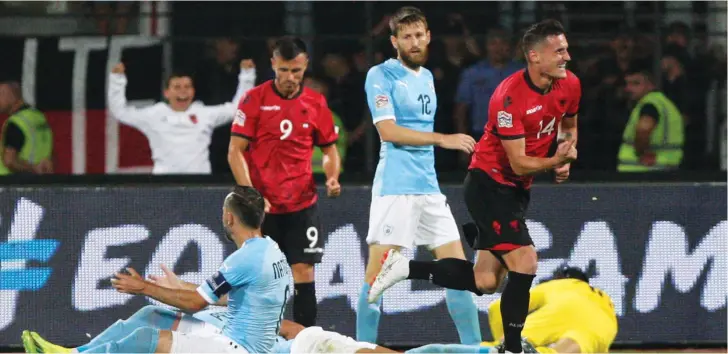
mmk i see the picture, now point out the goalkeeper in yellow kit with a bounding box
[484,265,618,353]
[409,265,618,354]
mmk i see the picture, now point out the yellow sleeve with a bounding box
[487,285,547,342]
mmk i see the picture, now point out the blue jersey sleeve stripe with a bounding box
[196,284,218,304]
[372,115,395,124]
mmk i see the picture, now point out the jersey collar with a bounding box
[523,70,551,95]
[394,58,422,77]
[271,80,303,100]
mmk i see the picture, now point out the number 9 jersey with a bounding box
[231,81,339,214]
[470,69,581,189]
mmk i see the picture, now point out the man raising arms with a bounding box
[228,36,341,327]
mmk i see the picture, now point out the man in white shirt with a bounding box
[107,60,256,174]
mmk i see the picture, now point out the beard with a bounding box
[399,47,428,69]
[223,224,235,243]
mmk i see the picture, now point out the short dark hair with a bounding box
[521,19,566,55]
[624,61,655,84]
[389,6,428,36]
[553,265,590,283]
[224,185,265,229]
[166,72,193,88]
[273,36,308,60]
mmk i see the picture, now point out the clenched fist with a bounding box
[240,59,255,70]
[111,63,125,74]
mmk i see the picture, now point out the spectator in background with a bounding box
[195,37,243,175]
[618,67,684,172]
[581,30,639,170]
[304,76,348,174]
[321,52,367,173]
[107,61,255,174]
[429,13,479,171]
[453,28,521,166]
[0,82,53,175]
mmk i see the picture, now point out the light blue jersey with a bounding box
[197,236,292,353]
[365,58,440,196]
[193,308,293,353]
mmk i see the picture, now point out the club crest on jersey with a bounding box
[189,114,198,124]
[233,109,246,127]
[497,110,513,128]
[375,95,390,109]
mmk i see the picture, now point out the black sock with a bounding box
[500,272,536,353]
[293,282,317,327]
[408,258,483,296]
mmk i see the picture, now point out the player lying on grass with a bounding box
[23,186,292,354]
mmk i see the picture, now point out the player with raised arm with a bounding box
[227,36,341,327]
[368,19,581,353]
[357,6,481,346]
[107,59,256,174]
[23,186,292,354]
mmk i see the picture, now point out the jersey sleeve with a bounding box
[196,249,259,304]
[565,74,582,118]
[230,90,260,141]
[364,67,395,124]
[314,95,339,147]
[490,89,524,139]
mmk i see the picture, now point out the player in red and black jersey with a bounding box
[366,20,581,354]
[227,36,342,327]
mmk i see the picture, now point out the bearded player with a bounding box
[368,19,581,353]
[358,6,481,345]
[228,36,341,327]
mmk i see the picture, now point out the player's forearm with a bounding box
[510,155,562,176]
[142,283,207,312]
[378,123,444,147]
[559,118,578,146]
[228,147,253,187]
[321,146,341,181]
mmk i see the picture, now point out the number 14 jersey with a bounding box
[231,81,339,214]
[470,69,581,189]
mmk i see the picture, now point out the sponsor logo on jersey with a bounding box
[526,105,543,115]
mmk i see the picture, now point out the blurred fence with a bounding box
[0,1,725,177]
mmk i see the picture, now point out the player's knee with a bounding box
[134,305,160,319]
[291,263,314,282]
[474,271,500,294]
[504,247,538,275]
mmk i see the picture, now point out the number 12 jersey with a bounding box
[231,81,339,214]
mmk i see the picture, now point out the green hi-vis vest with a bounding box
[0,108,53,175]
[617,91,684,172]
[312,111,347,174]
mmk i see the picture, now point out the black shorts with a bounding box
[262,204,324,265]
[463,168,533,256]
